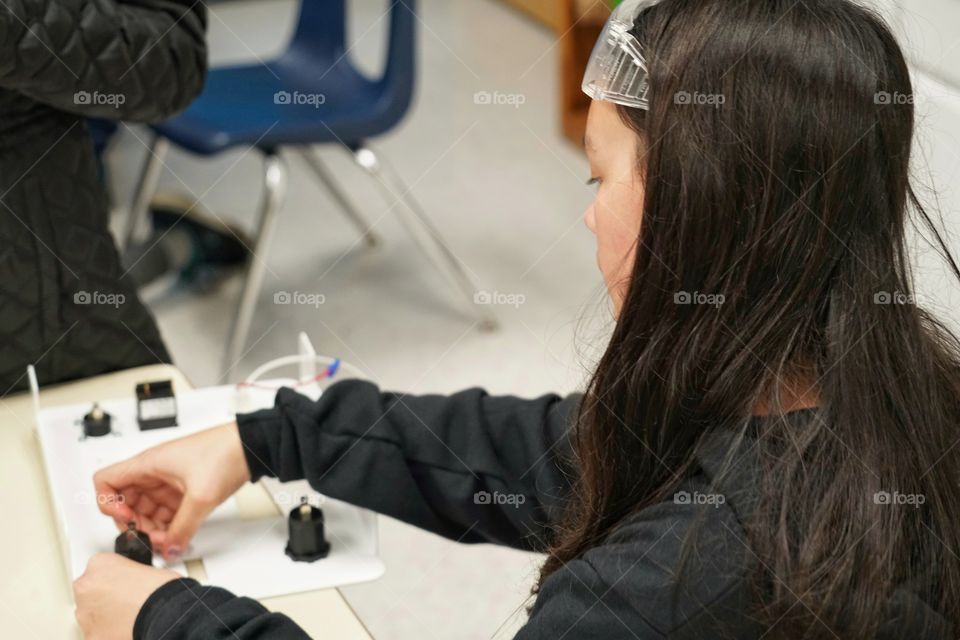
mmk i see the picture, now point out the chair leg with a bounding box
[348,144,498,332]
[294,146,379,247]
[121,135,169,253]
[222,152,288,377]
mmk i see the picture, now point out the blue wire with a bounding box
[327,358,341,379]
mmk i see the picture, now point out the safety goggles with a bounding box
[582,0,662,110]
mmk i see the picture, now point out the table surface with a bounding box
[0,364,372,639]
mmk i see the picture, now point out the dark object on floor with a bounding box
[82,403,112,438]
[285,497,330,562]
[151,201,250,274]
[115,522,153,566]
[123,196,251,290]
[136,380,178,430]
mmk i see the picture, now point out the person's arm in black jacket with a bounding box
[0,0,207,120]
[241,380,581,550]
[133,380,588,640]
[134,471,746,640]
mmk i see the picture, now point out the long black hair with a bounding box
[539,1,960,636]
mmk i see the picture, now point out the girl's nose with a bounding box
[584,205,597,234]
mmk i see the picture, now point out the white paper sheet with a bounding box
[35,382,382,599]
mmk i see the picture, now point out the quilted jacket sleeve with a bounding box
[0,0,207,121]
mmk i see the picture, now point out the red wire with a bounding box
[237,370,332,390]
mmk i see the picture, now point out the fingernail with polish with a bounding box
[166,546,182,559]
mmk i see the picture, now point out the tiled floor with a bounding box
[106,1,607,638]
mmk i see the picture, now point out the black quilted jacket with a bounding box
[0,0,207,392]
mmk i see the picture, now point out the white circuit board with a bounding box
[35,382,383,600]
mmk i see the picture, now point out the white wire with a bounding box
[243,355,367,386]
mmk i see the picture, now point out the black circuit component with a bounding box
[285,497,330,562]
[114,522,153,566]
[82,403,112,438]
[136,380,178,430]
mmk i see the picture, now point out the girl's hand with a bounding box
[73,553,180,640]
[94,423,251,559]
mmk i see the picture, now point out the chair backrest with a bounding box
[289,1,348,59]
[286,0,417,123]
[288,0,416,86]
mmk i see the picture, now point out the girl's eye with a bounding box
[586,177,601,188]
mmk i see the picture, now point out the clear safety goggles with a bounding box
[582,0,661,110]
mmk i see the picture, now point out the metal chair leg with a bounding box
[348,144,498,331]
[121,135,169,252]
[295,146,379,247]
[222,152,288,377]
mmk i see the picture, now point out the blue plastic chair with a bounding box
[122,0,493,374]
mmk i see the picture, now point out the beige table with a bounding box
[0,364,372,639]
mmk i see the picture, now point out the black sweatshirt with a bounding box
[133,381,952,639]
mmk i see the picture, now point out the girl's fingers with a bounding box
[136,494,158,517]
[93,457,149,516]
[121,487,140,507]
[162,493,215,558]
[153,505,174,524]
[151,485,184,512]
[136,513,160,533]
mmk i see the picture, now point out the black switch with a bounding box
[82,403,112,438]
[285,497,330,562]
[136,380,177,430]
[114,522,153,566]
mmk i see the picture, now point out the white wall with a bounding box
[863,0,960,331]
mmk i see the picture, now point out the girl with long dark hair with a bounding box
[73,1,960,638]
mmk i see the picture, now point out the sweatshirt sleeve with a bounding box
[0,0,207,121]
[236,380,581,551]
[136,478,755,640]
[135,579,311,640]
